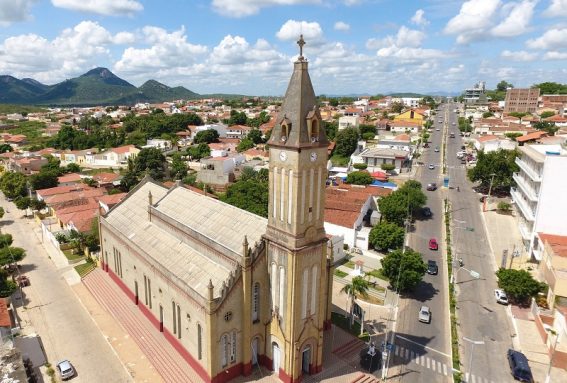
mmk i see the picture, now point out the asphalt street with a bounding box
[390,104,451,383]
[445,105,517,383]
[1,197,132,383]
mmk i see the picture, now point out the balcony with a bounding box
[513,173,538,202]
[511,187,535,221]
[518,221,532,240]
[515,157,542,182]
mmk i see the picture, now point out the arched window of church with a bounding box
[301,268,308,319]
[311,120,319,142]
[252,282,260,322]
[221,334,229,367]
[311,265,318,315]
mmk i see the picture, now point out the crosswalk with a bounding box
[391,344,496,383]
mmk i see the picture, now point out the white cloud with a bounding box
[211,0,321,18]
[276,20,324,44]
[366,26,425,49]
[543,0,567,17]
[376,46,446,60]
[411,9,429,27]
[544,51,567,60]
[491,0,537,37]
[113,31,136,44]
[448,64,465,74]
[0,0,36,26]
[334,21,350,31]
[444,0,501,44]
[526,28,567,50]
[114,26,207,73]
[501,49,537,61]
[0,21,131,82]
[51,0,143,16]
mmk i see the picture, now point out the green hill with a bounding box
[138,79,199,101]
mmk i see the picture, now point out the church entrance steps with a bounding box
[84,268,205,383]
[350,373,380,383]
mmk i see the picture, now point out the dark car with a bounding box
[422,207,432,217]
[424,143,430,148]
[427,260,438,275]
[507,349,533,382]
[426,183,437,191]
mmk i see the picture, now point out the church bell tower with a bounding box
[263,35,332,383]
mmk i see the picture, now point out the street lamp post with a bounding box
[545,329,559,383]
[463,337,484,382]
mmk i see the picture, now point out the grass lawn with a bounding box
[330,154,349,167]
[344,261,355,269]
[357,293,384,306]
[75,259,96,278]
[370,268,389,282]
[334,269,348,278]
[331,312,369,342]
[63,248,85,262]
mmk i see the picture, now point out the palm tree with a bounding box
[341,276,369,326]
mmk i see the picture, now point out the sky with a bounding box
[0,0,567,96]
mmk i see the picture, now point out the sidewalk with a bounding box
[481,206,567,382]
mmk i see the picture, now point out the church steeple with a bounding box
[269,35,329,149]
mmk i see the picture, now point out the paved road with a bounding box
[445,104,517,383]
[390,104,451,383]
[1,197,132,383]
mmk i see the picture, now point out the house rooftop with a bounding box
[539,233,567,257]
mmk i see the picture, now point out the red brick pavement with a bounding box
[84,268,204,383]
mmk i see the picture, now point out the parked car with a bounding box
[422,207,432,217]
[429,238,438,250]
[56,360,75,380]
[434,147,440,152]
[424,143,430,148]
[428,164,435,170]
[495,289,509,305]
[507,349,533,382]
[435,128,440,131]
[427,260,438,275]
[418,306,431,323]
[426,183,437,191]
[449,132,455,138]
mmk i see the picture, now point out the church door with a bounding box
[272,343,280,372]
[251,337,259,366]
[302,347,311,374]
[134,280,139,305]
[159,305,163,332]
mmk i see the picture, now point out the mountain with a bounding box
[0,67,202,106]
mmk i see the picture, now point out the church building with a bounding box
[99,36,334,383]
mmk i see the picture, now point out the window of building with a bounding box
[172,301,177,335]
[143,275,148,305]
[301,269,308,319]
[221,334,229,367]
[279,266,285,320]
[177,304,181,339]
[311,265,318,315]
[252,283,260,322]
[230,331,236,363]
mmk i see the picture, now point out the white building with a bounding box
[196,123,228,138]
[338,115,359,131]
[144,139,173,151]
[510,143,567,260]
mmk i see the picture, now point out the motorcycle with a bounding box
[458,258,464,267]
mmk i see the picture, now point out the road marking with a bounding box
[421,355,425,366]
[443,363,448,376]
[427,358,431,370]
[395,335,452,358]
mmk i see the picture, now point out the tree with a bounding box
[41,155,64,176]
[359,124,376,136]
[0,246,26,266]
[29,170,59,190]
[193,129,220,144]
[227,110,247,125]
[14,197,31,211]
[532,82,567,95]
[0,269,17,297]
[133,148,167,180]
[170,153,188,180]
[69,230,87,255]
[467,149,519,192]
[540,111,555,119]
[323,120,338,141]
[335,127,359,157]
[381,163,395,172]
[362,132,375,141]
[30,199,46,211]
[346,171,373,185]
[85,217,100,253]
[237,138,255,153]
[0,144,13,153]
[220,170,269,217]
[247,128,264,144]
[0,233,13,247]
[66,163,81,173]
[0,171,28,200]
[391,102,404,114]
[482,112,494,118]
[186,143,211,161]
[0,207,4,219]
[380,248,427,292]
[533,121,559,135]
[496,80,514,92]
[496,268,546,303]
[378,181,427,226]
[340,276,369,324]
[369,222,405,252]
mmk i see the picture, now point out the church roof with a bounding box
[103,180,267,300]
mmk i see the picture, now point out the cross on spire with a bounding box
[297,34,305,60]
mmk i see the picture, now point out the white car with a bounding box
[495,289,509,305]
[419,306,431,323]
[428,164,435,170]
[435,128,440,131]
[56,360,75,380]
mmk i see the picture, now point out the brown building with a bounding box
[504,88,540,113]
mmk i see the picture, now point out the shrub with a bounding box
[497,202,511,211]
[362,132,375,141]
[381,163,395,171]
[353,163,368,170]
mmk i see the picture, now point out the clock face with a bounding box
[310,152,318,162]
[279,151,288,161]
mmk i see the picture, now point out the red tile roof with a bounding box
[0,298,10,328]
[477,135,499,143]
[98,193,127,206]
[37,184,94,197]
[539,233,567,257]
[517,131,548,143]
[111,144,136,154]
[93,172,120,184]
[58,173,82,183]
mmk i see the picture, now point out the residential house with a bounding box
[516,131,548,146]
[57,173,83,186]
[59,149,95,166]
[511,143,567,259]
[0,298,19,341]
[98,193,128,214]
[195,123,228,138]
[324,184,392,250]
[208,138,240,157]
[8,154,48,175]
[545,114,567,128]
[338,112,359,131]
[242,148,269,162]
[226,125,250,139]
[92,172,121,189]
[393,109,424,126]
[0,134,27,148]
[389,120,421,134]
[376,134,413,152]
[196,154,245,190]
[144,139,173,151]
[88,145,139,167]
[359,147,411,173]
[474,135,517,152]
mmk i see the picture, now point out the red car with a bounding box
[429,238,438,250]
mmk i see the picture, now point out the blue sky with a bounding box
[1,0,566,96]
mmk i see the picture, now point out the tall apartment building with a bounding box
[463,81,486,104]
[504,88,540,113]
[511,143,567,260]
